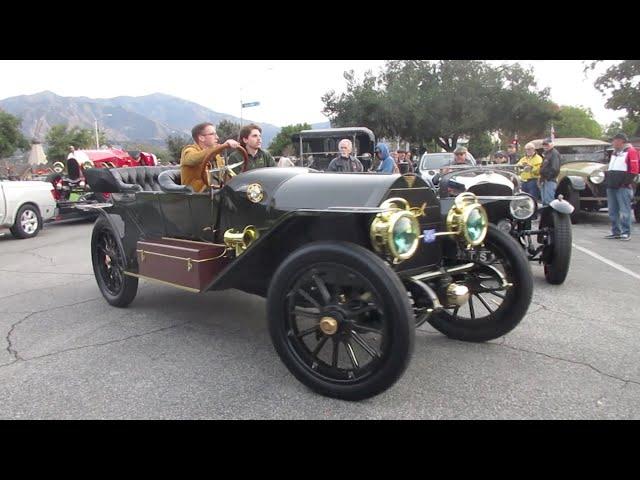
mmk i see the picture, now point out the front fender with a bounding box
[560,175,586,191]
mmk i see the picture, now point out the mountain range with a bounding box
[0,91,330,148]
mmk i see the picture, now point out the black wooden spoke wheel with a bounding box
[543,211,572,285]
[91,217,138,307]
[267,242,414,401]
[427,225,533,343]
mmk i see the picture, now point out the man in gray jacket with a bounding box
[327,139,364,172]
[539,138,561,205]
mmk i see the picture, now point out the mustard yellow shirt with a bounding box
[516,154,542,181]
[180,144,226,193]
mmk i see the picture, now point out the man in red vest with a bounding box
[605,133,639,241]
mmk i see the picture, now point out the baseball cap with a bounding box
[453,146,468,154]
[612,133,629,142]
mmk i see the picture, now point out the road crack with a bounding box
[494,341,640,388]
[3,297,101,364]
[0,278,91,301]
[529,301,640,332]
[0,269,93,276]
[1,320,193,368]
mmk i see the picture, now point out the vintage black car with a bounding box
[291,127,376,171]
[83,148,533,401]
[432,164,573,285]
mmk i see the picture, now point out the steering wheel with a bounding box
[200,145,249,189]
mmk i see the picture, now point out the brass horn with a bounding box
[224,225,259,256]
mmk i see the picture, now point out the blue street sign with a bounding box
[242,101,260,108]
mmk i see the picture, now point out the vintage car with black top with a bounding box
[432,163,573,285]
[82,147,533,401]
[531,137,640,224]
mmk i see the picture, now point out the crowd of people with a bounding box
[179,122,638,240]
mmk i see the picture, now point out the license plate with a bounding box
[463,249,496,264]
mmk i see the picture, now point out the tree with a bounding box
[45,125,103,162]
[604,116,639,139]
[166,134,190,163]
[0,110,29,159]
[554,106,603,139]
[268,123,312,156]
[322,60,556,152]
[217,120,241,142]
[468,132,494,159]
[592,61,640,130]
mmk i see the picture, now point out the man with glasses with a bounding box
[180,122,239,192]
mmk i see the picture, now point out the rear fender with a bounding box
[92,208,134,270]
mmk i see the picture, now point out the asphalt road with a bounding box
[1,212,639,419]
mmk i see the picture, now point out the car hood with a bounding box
[228,167,429,211]
[560,162,607,177]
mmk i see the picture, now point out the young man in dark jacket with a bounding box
[538,138,561,205]
[604,133,639,240]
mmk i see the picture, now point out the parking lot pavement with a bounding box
[0,213,639,419]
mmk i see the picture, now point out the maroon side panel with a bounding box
[136,238,230,291]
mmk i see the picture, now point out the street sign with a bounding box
[242,101,260,108]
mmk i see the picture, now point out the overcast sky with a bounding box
[0,60,622,128]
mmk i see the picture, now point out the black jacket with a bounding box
[327,155,364,172]
[540,148,561,181]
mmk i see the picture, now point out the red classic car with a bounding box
[46,148,158,218]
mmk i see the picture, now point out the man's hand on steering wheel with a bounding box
[224,139,240,149]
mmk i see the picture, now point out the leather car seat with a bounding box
[158,169,194,193]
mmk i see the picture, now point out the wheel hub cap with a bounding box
[319,316,339,335]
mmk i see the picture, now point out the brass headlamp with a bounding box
[370,197,421,264]
[445,192,488,247]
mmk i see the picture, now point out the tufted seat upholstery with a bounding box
[158,169,194,193]
[110,166,173,192]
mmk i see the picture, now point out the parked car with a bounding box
[531,137,640,224]
[432,164,573,285]
[82,150,533,401]
[44,148,157,219]
[0,179,57,239]
[417,152,477,185]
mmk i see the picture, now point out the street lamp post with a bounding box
[93,113,112,149]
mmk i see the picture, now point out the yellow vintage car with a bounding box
[532,137,640,224]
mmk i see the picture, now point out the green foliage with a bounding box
[217,120,241,142]
[468,132,494,158]
[268,123,312,156]
[593,61,640,120]
[0,110,29,158]
[604,117,640,139]
[554,106,603,139]
[45,124,104,162]
[322,60,556,152]
[166,134,190,163]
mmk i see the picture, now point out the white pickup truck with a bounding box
[0,180,57,239]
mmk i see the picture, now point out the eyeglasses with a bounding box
[202,132,217,137]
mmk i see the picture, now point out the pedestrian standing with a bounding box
[517,142,543,200]
[539,138,561,205]
[604,133,639,240]
[507,143,519,165]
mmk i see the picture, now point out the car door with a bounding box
[0,183,6,224]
